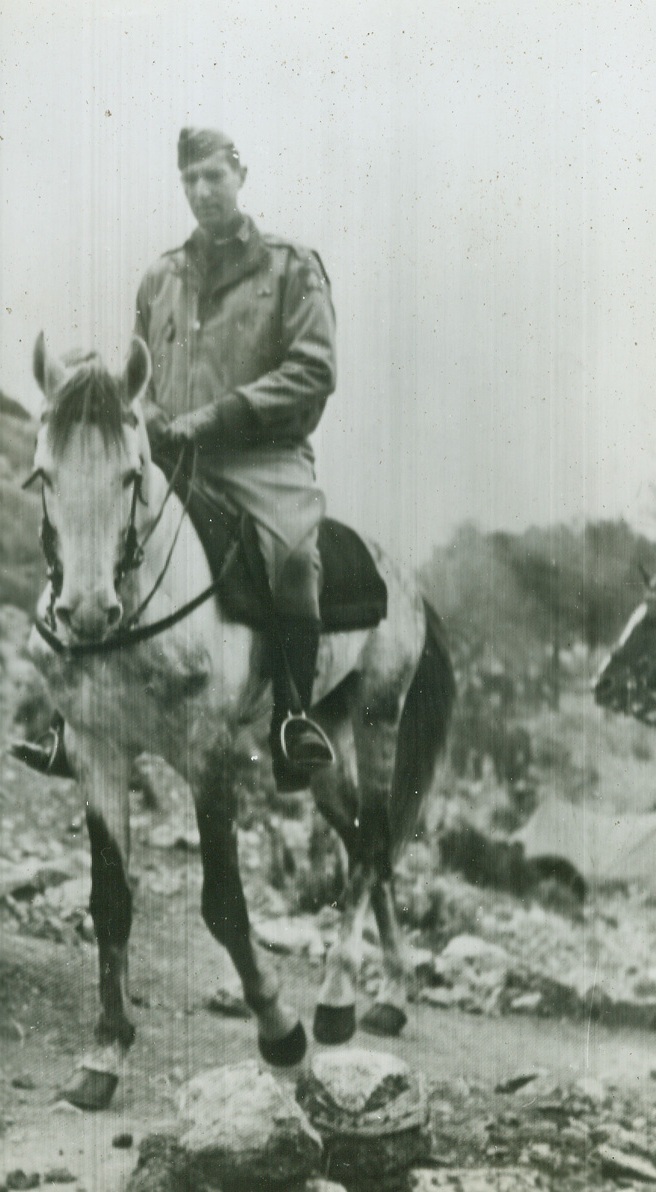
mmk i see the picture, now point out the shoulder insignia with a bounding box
[263,234,330,287]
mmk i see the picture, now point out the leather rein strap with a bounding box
[34,536,239,656]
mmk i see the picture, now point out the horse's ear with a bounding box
[33,332,67,401]
[123,336,152,406]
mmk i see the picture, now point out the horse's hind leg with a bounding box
[61,742,134,1110]
[193,768,307,1067]
[360,878,408,1036]
[313,669,410,1043]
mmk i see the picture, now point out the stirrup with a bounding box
[280,711,335,770]
[10,718,70,778]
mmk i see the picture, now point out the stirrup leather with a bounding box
[280,711,335,769]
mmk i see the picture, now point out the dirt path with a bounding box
[2,886,656,1191]
[3,754,656,1191]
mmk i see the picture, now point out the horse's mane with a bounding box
[46,354,129,456]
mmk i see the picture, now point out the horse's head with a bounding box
[594,574,656,724]
[30,333,152,642]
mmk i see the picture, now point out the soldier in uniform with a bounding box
[15,126,336,790]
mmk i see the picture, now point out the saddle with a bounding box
[172,472,388,634]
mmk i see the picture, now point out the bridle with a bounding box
[25,444,238,658]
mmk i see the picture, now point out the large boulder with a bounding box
[127,1062,323,1191]
[297,1048,431,1192]
[178,1060,322,1189]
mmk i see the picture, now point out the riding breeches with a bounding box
[195,443,325,622]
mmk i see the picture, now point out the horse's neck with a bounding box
[134,465,213,613]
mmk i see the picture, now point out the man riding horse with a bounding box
[14,125,336,791]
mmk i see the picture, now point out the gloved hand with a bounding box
[155,395,259,452]
[157,411,199,452]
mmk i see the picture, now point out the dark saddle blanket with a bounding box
[179,478,388,634]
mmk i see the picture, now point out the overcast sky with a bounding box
[2,1,656,566]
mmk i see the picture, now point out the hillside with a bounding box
[420,519,656,669]
[0,401,43,613]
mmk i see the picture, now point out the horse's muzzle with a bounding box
[54,595,123,642]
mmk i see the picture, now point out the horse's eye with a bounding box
[122,470,140,490]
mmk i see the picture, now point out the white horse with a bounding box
[23,333,455,1109]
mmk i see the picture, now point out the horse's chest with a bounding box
[32,638,222,753]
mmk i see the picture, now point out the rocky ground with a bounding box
[4,610,656,1187]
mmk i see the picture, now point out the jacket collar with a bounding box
[181,216,269,295]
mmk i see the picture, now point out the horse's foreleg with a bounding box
[195,789,307,1067]
[61,742,133,1110]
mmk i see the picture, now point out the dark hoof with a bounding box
[59,1067,119,1111]
[313,1003,356,1045]
[258,1020,307,1067]
[360,1003,407,1037]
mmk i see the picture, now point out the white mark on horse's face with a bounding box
[38,420,143,641]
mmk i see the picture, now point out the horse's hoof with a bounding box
[313,1003,356,1045]
[258,1020,307,1067]
[360,1003,407,1037]
[59,1067,119,1111]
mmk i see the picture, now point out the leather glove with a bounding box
[158,395,260,452]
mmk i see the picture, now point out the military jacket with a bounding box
[134,216,336,451]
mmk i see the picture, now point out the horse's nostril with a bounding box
[56,606,72,628]
[107,603,123,629]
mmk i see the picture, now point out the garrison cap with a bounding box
[177,127,240,170]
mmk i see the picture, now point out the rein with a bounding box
[34,537,239,656]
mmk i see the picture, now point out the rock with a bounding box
[43,1169,76,1184]
[508,992,542,1013]
[439,935,510,966]
[125,1134,185,1192]
[570,1074,606,1105]
[494,1069,547,1095]
[597,1144,656,1182]
[143,872,183,898]
[300,1183,347,1192]
[419,987,458,1008]
[147,822,200,851]
[43,876,89,919]
[178,1060,322,1188]
[407,947,435,980]
[297,1048,431,1192]
[112,1133,134,1149]
[11,1073,36,1090]
[246,881,290,920]
[5,1173,41,1190]
[0,858,73,901]
[407,1170,543,1190]
[254,916,325,959]
[204,981,251,1019]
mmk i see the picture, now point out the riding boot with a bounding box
[269,617,334,792]
[10,711,73,779]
